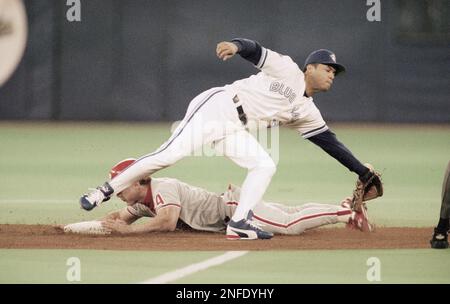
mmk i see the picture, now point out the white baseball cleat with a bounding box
[340,196,353,209]
[79,182,114,211]
[341,196,374,232]
[346,207,373,232]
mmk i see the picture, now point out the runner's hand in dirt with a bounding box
[101,219,132,234]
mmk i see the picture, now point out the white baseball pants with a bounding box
[109,87,276,221]
[252,202,352,235]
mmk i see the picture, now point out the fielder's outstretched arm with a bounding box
[217,38,300,79]
[217,38,262,63]
[308,130,372,182]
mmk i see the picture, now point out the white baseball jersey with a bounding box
[224,47,328,138]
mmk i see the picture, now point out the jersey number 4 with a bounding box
[155,194,165,206]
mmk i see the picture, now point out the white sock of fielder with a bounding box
[231,165,275,222]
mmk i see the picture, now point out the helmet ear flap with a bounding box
[109,158,136,179]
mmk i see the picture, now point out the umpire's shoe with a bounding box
[80,182,114,211]
[430,228,449,249]
[226,218,273,240]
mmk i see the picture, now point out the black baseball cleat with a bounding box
[430,228,449,249]
[79,182,114,211]
[226,218,273,240]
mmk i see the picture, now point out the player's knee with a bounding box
[252,160,277,177]
[266,162,277,177]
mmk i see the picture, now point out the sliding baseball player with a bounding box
[66,159,372,236]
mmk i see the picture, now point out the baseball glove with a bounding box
[352,164,383,212]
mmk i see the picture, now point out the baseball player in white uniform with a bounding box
[80,38,376,240]
[67,159,370,235]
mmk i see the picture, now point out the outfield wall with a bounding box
[0,0,449,123]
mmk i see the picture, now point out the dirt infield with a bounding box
[0,224,432,251]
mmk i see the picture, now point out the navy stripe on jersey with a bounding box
[256,47,268,69]
[113,89,225,180]
[301,124,328,139]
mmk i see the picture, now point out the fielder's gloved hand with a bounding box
[352,164,383,212]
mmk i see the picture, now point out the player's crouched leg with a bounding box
[226,162,276,240]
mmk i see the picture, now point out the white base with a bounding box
[64,221,110,235]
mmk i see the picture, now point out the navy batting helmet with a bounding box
[303,49,346,75]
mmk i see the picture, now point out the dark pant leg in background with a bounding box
[439,161,450,221]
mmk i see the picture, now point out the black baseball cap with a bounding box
[303,49,346,75]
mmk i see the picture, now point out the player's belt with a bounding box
[232,94,247,125]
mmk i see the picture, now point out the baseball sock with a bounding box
[231,166,274,222]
